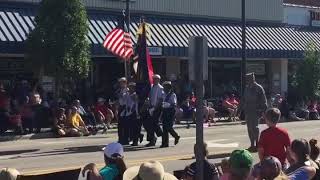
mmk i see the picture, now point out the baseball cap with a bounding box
[260,156,283,180]
[229,149,253,169]
[103,142,124,159]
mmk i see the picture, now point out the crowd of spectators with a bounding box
[276,93,320,122]
[2,133,318,180]
[0,80,115,136]
[79,107,318,180]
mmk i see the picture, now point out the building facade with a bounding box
[1,0,320,100]
[4,0,283,22]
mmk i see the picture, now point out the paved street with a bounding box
[0,120,319,178]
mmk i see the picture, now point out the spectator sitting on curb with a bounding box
[0,168,20,180]
[123,160,177,180]
[95,98,114,129]
[309,139,320,166]
[82,142,127,180]
[68,106,89,136]
[53,108,67,137]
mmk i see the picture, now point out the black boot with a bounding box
[139,134,144,143]
[174,136,180,145]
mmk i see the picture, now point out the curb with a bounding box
[0,121,243,142]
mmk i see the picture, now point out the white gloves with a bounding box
[162,102,171,108]
[149,108,155,116]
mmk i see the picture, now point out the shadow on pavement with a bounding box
[179,152,232,160]
[123,145,158,152]
[29,133,56,140]
[0,149,40,156]
[5,143,162,159]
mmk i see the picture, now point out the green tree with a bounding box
[295,42,320,100]
[27,0,90,95]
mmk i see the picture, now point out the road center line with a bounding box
[22,149,232,175]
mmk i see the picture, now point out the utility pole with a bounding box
[189,36,208,180]
[241,0,246,97]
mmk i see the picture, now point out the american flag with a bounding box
[103,27,133,60]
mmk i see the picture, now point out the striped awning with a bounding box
[1,4,320,58]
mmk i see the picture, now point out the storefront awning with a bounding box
[1,3,320,59]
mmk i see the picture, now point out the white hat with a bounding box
[162,81,172,87]
[98,97,106,103]
[103,142,124,159]
[119,77,127,82]
[123,161,177,180]
[153,74,161,80]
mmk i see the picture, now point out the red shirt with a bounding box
[228,98,239,106]
[0,92,9,109]
[258,126,291,165]
[95,104,109,118]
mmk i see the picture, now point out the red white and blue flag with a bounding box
[103,20,133,60]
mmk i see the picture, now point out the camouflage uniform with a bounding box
[243,73,267,147]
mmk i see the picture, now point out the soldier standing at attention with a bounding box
[243,73,267,152]
[161,81,180,148]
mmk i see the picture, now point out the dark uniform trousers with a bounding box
[118,105,126,144]
[162,108,179,146]
[145,108,163,142]
[127,113,141,144]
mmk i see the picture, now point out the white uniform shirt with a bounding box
[118,88,129,106]
[149,84,164,107]
[162,91,177,109]
[125,93,139,117]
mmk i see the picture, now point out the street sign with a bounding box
[188,36,208,81]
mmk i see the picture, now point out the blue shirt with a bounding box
[288,167,309,180]
[99,164,119,180]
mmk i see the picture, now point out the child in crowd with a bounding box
[220,158,230,180]
[258,108,291,167]
[259,156,289,180]
[83,142,127,180]
[53,108,67,137]
[67,106,90,136]
[310,139,320,166]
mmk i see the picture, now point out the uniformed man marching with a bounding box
[124,82,142,146]
[243,73,267,152]
[116,77,129,145]
[160,81,180,148]
[145,74,164,147]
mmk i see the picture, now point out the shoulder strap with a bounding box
[165,91,173,102]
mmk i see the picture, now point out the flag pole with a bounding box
[125,0,131,79]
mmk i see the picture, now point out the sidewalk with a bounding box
[0,120,243,142]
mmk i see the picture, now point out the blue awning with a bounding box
[1,4,320,59]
